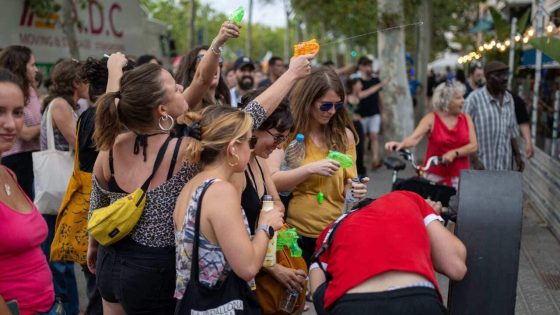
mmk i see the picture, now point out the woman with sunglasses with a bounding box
[175,20,236,111]
[268,67,369,265]
[234,89,308,313]
[174,106,284,313]
[385,81,477,189]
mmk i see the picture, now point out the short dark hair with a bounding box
[239,87,293,133]
[468,64,483,76]
[268,56,283,67]
[80,56,135,102]
[136,54,159,66]
[357,56,372,66]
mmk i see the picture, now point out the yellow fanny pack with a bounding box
[88,136,172,246]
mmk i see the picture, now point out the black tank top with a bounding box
[241,158,267,234]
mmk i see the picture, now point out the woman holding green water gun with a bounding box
[267,67,369,265]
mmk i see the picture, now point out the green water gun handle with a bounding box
[327,150,353,168]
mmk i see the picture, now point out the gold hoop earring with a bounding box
[158,114,174,131]
[227,153,240,167]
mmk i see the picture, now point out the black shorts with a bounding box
[96,237,176,314]
[314,284,447,315]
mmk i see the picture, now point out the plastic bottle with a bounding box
[279,134,305,197]
[262,195,277,267]
[344,177,361,213]
[279,288,300,313]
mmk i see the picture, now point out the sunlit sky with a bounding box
[200,0,286,28]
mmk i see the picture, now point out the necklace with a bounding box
[4,183,11,196]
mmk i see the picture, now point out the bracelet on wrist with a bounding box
[210,45,222,56]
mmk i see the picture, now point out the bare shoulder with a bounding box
[345,127,356,145]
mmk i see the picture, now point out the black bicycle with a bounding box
[383,149,457,208]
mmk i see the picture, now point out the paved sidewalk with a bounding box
[75,148,560,314]
[304,152,560,314]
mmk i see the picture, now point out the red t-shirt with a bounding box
[315,191,442,309]
[426,112,470,184]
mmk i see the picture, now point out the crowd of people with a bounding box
[0,16,534,315]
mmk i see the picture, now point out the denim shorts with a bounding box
[96,237,176,314]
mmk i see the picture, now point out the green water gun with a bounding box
[327,150,353,168]
[229,6,245,24]
[276,228,303,257]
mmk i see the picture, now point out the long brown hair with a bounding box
[174,45,230,109]
[42,59,83,112]
[289,67,357,152]
[93,63,168,150]
[0,45,33,103]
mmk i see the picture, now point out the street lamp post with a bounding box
[531,0,544,143]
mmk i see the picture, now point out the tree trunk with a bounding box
[246,0,253,57]
[416,0,432,119]
[189,0,197,49]
[378,0,414,141]
[61,0,79,60]
[284,0,290,61]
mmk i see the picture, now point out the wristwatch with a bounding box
[256,224,275,239]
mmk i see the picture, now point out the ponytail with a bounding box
[181,112,204,164]
[93,91,121,150]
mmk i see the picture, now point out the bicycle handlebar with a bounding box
[397,149,443,173]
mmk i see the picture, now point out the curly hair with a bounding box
[80,56,135,102]
[0,45,33,103]
[42,59,83,112]
[432,81,466,112]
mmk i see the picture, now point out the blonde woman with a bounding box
[174,106,283,313]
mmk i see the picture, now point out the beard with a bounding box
[238,75,254,91]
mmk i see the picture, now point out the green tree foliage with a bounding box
[140,0,290,63]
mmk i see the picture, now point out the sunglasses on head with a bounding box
[319,102,344,112]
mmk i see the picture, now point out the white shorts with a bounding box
[361,114,381,134]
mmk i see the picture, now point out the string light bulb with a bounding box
[504,40,511,47]
[527,27,535,37]
[546,22,556,34]
[514,34,521,42]
[522,36,529,44]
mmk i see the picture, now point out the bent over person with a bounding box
[309,191,467,315]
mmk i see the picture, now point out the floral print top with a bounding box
[174,178,251,299]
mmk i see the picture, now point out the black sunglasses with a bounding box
[249,136,258,149]
[319,102,344,112]
[265,130,288,146]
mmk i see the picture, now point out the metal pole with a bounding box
[552,91,560,157]
[531,0,544,142]
[508,17,517,90]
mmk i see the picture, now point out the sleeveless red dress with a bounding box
[425,113,470,185]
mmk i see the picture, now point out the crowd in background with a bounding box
[0,16,535,315]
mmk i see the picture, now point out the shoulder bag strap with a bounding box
[254,158,267,196]
[190,179,216,285]
[45,100,57,150]
[140,136,173,191]
[167,137,183,180]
